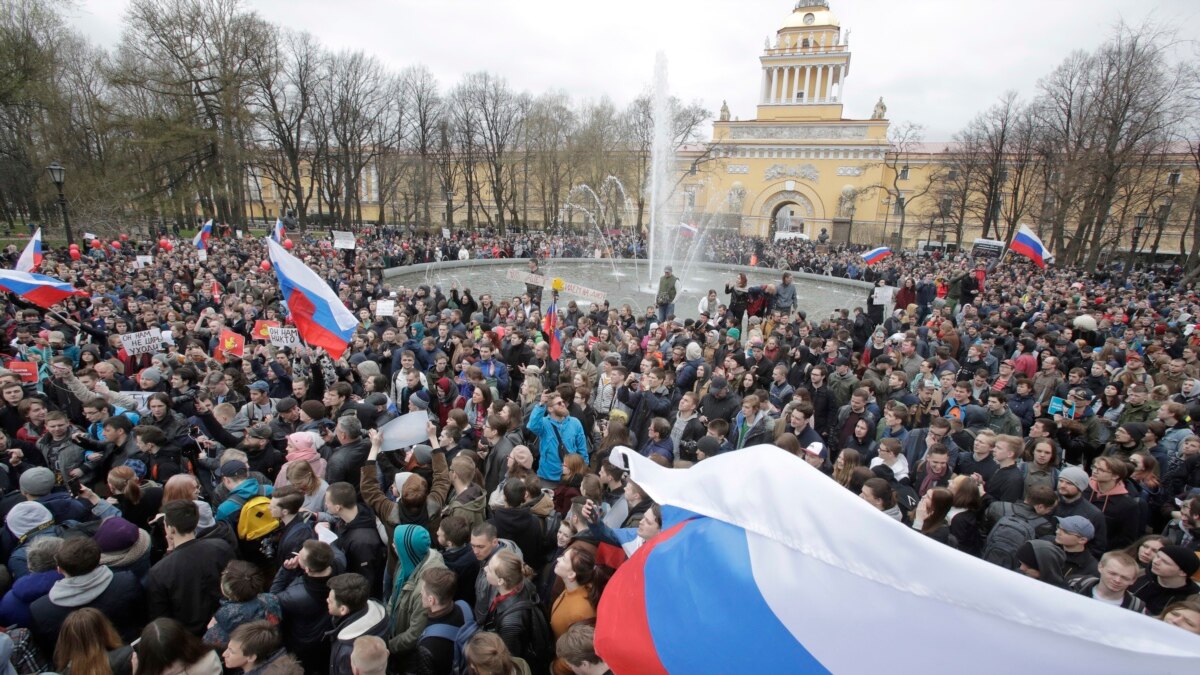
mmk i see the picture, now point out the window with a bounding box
[947,169,959,181]
[893,196,906,216]
[939,197,953,218]
[998,169,1009,183]
[1168,171,1181,186]
[899,166,910,180]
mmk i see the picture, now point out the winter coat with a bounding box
[324,437,372,489]
[1084,481,1142,550]
[490,507,545,567]
[333,506,388,599]
[386,550,447,657]
[31,567,144,653]
[0,569,62,627]
[271,574,334,656]
[328,599,388,675]
[146,532,236,635]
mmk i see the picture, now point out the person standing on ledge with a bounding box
[526,258,544,309]
[656,266,678,323]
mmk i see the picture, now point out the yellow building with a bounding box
[684,1,891,243]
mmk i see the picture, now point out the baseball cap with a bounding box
[709,376,728,392]
[248,380,269,392]
[246,423,272,440]
[804,442,828,459]
[218,460,248,477]
[1055,515,1094,540]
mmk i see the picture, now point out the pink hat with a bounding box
[509,446,534,470]
[287,432,315,452]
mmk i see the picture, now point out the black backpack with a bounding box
[495,598,555,673]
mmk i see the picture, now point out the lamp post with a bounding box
[46,161,74,247]
[846,202,856,245]
[1125,211,1148,283]
[444,190,454,231]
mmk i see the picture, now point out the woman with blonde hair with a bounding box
[285,460,332,522]
[482,550,549,670]
[463,631,531,675]
[54,607,132,675]
[832,448,862,488]
[106,464,163,531]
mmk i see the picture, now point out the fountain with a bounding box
[646,52,674,290]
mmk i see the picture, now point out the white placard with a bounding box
[503,269,606,302]
[83,232,96,240]
[872,286,896,306]
[375,299,395,317]
[236,229,244,238]
[441,228,451,239]
[122,391,155,415]
[119,328,163,356]
[378,411,430,452]
[135,255,153,268]
[332,231,356,249]
[196,249,207,262]
[268,326,301,348]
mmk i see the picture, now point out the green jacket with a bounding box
[386,549,446,656]
[657,274,678,305]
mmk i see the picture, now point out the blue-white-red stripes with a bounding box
[596,446,1200,674]
[272,218,286,243]
[542,298,561,361]
[15,228,43,273]
[193,219,213,251]
[266,238,357,359]
[860,246,892,264]
[0,270,88,308]
[678,223,698,237]
[1010,224,1052,268]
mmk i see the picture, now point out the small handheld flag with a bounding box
[0,270,88,308]
[860,246,892,265]
[15,228,43,273]
[679,223,698,238]
[1010,224,1053,268]
[272,218,286,244]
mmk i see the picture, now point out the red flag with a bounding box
[211,280,222,303]
[542,300,561,361]
[252,320,280,341]
[8,361,38,383]
[215,329,245,363]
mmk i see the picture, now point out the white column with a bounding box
[761,68,770,104]
[801,66,810,103]
[837,63,845,101]
[770,67,779,103]
[786,67,796,102]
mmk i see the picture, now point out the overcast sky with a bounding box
[67,0,1198,141]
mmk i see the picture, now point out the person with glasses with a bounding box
[526,392,589,490]
[900,417,958,471]
[1084,456,1143,550]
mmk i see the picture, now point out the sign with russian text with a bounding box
[119,329,163,356]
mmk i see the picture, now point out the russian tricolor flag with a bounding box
[679,223,698,237]
[860,246,892,265]
[266,238,357,359]
[15,228,43,273]
[272,218,286,244]
[0,269,88,308]
[193,219,213,251]
[543,298,561,361]
[596,446,1200,673]
[1010,224,1053,268]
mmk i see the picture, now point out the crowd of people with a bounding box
[0,227,1197,675]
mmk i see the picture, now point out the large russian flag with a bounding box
[0,270,88,308]
[860,246,892,265]
[596,446,1200,673]
[15,228,43,273]
[266,238,357,358]
[1010,224,1052,268]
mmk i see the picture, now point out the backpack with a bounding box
[228,486,281,564]
[982,508,1050,570]
[420,600,479,675]
[495,598,555,672]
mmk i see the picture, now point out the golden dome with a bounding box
[782,3,841,29]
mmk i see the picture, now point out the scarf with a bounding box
[48,565,114,606]
[918,462,947,497]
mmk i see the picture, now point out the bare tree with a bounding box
[878,122,942,247]
[621,93,710,229]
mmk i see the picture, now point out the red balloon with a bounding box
[260,260,271,271]
[69,249,81,260]
[119,234,129,241]
[90,239,102,249]
[68,243,79,250]
[159,238,170,249]
[111,241,121,249]
[282,238,294,250]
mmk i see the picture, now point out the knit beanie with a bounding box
[301,400,327,421]
[6,502,53,538]
[18,467,55,497]
[1160,545,1200,578]
[1059,466,1090,493]
[93,517,140,553]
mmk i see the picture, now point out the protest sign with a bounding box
[252,320,281,341]
[375,300,395,317]
[268,326,301,348]
[378,411,430,451]
[332,231,356,249]
[215,329,245,363]
[119,328,163,356]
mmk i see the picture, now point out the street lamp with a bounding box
[444,190,454,230]
[46,161,74,247]
[1125,211,1148,282]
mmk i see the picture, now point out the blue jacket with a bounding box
[0,569,62,627]
[639,437,674,464]
[476,357,511,397]
[215,478,273,523]
[526,405,588,482]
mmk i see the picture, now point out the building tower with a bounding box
[758,1,851,122]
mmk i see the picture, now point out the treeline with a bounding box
[0,0,708,236]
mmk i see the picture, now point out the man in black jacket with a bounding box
[487,479,544,567]
[30,536,144,654]
[146,499,235,635]
[269,485,316,590]
[324,481,386,598]
[324,417,372,490]
[272,539,336,671]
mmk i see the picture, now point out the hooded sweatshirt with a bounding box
[1025,539,1068,588]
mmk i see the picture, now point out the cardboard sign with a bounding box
[268,326,301,348]
[135,255,154,268]
[252,320,281,341]
[503,269,606,302]
[119,329,163,356]
[378,411,431,451]
[215,329,245,362]
[196,249,208,262]
[441,228,451,239]
[8,361,38,383]
[872,286,896,306]
[332,231,356,250]
[375,300,395,317]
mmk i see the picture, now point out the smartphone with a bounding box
[66,477,82,496]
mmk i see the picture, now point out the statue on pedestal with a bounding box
[871,97,887,120]
[719,100,730,122]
